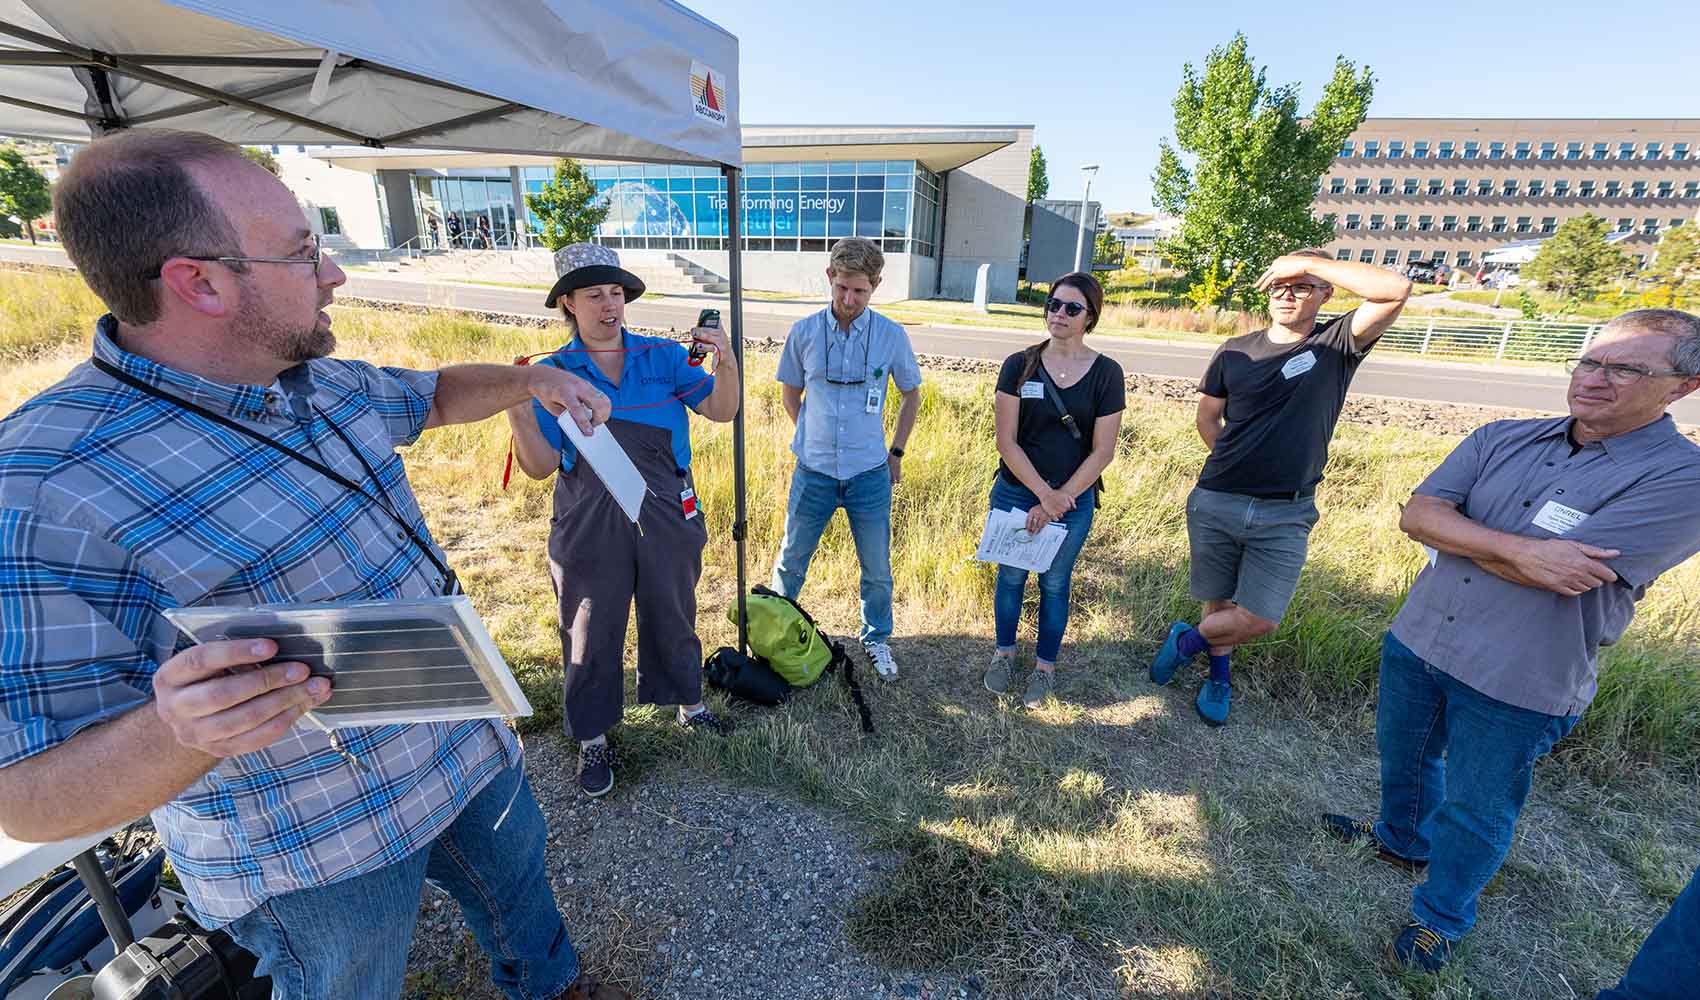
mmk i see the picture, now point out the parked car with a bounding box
[1404,260,1442,284]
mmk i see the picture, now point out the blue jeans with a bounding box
[989,477,1097,663]
[1374,631,1578,941]
[226,764,577,1000]
[772,462,894,645]
[1598,863,1700,1000]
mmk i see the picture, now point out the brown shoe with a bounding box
[553,974,633,1000]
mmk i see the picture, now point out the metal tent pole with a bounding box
[723,164,749,654]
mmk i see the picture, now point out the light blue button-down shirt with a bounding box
[776,307,922,480]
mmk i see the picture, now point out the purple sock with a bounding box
[1177,626,1209,659]
[1209,653,1231,685]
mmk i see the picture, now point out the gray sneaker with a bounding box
[983,653,1015,694]
[1022,668,1056,709]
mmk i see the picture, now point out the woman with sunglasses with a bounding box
[982,272,1125,707]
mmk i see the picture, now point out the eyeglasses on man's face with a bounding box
[1564,357,1689,385]
[147,233,333,280]
[1045,297,1088,318]
[1267,282,1324,300]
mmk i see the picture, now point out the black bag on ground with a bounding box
[91,913,270,1000]
[732,586,875,735]
[704,646,791,706]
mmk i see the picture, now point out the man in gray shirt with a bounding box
[1323,309,1700,973]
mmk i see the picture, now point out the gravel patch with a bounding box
[402,732,982,1000]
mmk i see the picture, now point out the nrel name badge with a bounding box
[1281,351,1318,380]
[680,487,699,520]
[1020,381,1045,399]
[1531,500,1588,535]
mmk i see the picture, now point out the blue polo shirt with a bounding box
[530,329,714,473]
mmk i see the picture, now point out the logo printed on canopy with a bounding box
[690,61,728,127]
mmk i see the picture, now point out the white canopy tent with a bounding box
[1483,230,1636,266]
[0,0,757,647]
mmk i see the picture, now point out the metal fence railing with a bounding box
[1322,313,1599,365]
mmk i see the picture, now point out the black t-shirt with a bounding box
[1197,311,1369,497]
[995,351,1127,490]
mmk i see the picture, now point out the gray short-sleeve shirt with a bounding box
[1391,414,1700,716]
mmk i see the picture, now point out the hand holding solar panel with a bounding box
[165,597,533,729]
[151,637,332,758]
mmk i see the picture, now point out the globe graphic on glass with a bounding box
[605,181,692,236]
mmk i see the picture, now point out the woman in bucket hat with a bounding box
[507,243,742,797]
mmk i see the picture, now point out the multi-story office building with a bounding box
[1316,118,1700,271]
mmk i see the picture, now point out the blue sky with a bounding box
[693,0,1700,212]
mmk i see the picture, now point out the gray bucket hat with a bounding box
[544,242,646,309]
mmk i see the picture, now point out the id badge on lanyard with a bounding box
[865,369,885,414]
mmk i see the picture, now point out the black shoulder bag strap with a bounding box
[91,358,459,595]
[1034,361,1107,496]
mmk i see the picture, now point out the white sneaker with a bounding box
[864,641,899,681]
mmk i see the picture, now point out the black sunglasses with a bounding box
[1045,297,1088,318]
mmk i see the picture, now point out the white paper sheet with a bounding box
[557,414,648,522]
[975,508,1068,573]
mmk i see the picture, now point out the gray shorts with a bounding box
[1185,486,1320,624]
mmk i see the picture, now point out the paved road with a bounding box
[6,245,1695,424]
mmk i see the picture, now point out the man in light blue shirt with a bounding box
[773,238,923,679]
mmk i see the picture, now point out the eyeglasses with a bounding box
[146,233,332,280]
[1267,283,1324,299]
[1045,297,1088,318]
[1564,357,1689,384]
[823,315,872,386]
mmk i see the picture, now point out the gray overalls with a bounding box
[547,418,708,741]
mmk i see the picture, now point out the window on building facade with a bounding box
[1453,179,1469,196]
[1431,250,1448,263]
[1427,178,1444,196]
[1382,249,1400,265]
[1539,141,1556,160]
[1634,254,1646,268]
[1439,141,1455,159]
[1379,178,1394,195]
[1657,181,1674,198]
[1418,214,1434,231]
[1369,214,1386,231]
[1605,180,1622,197]
[1406,249,1424,263]
[1339,140,1355,158]
[1528,179,1545,197]
[1686,181,1700,199]
[1565,142,1583,160]
[1673,218,1687,230]
[1335,248,1352,260]
[1491,216,1507,232]
[1359,249,1375,263]
[1592,142,1609,160]
[1330,177,1346,194]
[1413,141,1430,159]
[1644,143,1662,160]
[1502,179,1519,196]
[1514,141,1531,160]
[1489,141,1506,160]
[1345,213,1361,230]
[1580,180,1597,197]
[1457,251,1473,267]
[1644,217,1660,235]
[1553,179,1570,197]
[1463,141,1480,160]
[1362,140,1380,158]
[1394,213,1410,230]
[1674,142,1689,161]
[1387,140,1405,158]
[1466,215,1482,231]
[1618,142,1636,159]
[1402,177,1418,195]
[1442,215,1458,231]
[1616,217,1633,232]
[1632,181,1647,198]
[1541,217,1557,234]
[1515,216,1532,232]
[1477,178,1494,196]
[1356,177,1371,194]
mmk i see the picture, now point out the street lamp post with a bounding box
[1072,163,1100,274]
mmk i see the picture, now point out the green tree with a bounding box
[1642,223,1700,307]
[240,146,281,176]
[1027,145,1049,202]
[0,148,52,246]
[1152,33,1373,310]
[1093,226,1123,268]
[523,158,609,251]
[1523,214,1629,300]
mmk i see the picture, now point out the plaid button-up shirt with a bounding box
[0,318,517,926]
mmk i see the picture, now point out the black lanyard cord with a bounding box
[91,358,459,595]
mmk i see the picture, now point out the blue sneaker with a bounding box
[1387,921,1454,973]
[1196,679,1231,726]
[1149,621,1197,686]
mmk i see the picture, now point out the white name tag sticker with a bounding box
[1532,500,1589,535]
[1020,381,1045,399]
[1281,351,1318,380]
[1422,545,1438,567]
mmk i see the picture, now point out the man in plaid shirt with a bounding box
[0,130,628,1000]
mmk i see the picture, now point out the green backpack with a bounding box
[728,585,832,686]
